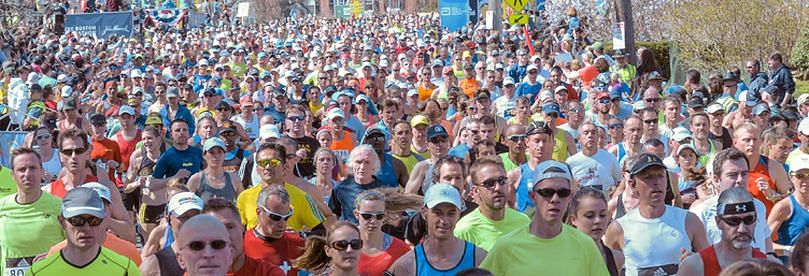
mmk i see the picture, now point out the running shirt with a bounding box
[288,136,319,178]
[229,255,286,276]
[392,153,424,174]
[151,146,203,180]
[197,172,237,203]
[413,241,477,276]
[236,183,324,231]
[454,207,530,251]
[480,224,608,275]
[30,247,139,276]
[0,193,64,274]
[698,245,766,276]
[329,176,397,224]
[566,149,622,193]
[47,232,142,266]
[243,230,305,276]
[0,166,16,198]
[330,130,356,165]
[90,137,123,182]
[516,163,538,213]
[617,205,691,275]
[375,154,399,186]
[47,174,100,199]
[551,129,570,162]
[498,153,520,173]
[358,235,410,276]
[114,129,142,178]
[776,195,809,246]
[233,114,259,140]
[747,156,777,216]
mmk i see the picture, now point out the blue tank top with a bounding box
[776,195,809,245]
[517,163,538,212]
[617,143,628,164]
[414,241,477,276]
[376,153,398,186]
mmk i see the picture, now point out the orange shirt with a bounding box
[358,237,411,276]
[747,157,777,217]
[417,83,437,101]
[48,232,142,265]
[459,79,481,98]
[330,129,356,165]
[91,138,122,182]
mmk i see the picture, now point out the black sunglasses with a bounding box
[534,188,572,198]
[186,240,228,251]
[331,239,363,251]
[609,123,623,129]
[287,115,305,122]
[359,212,385,221]
[61,147,88,156]
[66,216,104,227]
[508,134,526,142]
[479,176,507,189]
[643,119,657,125]
[720,215,756,227]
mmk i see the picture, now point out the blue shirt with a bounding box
[448,144,471,159]
[514,82,542,103]
[159,105,196,138]
[152,146,203,179]
[329,176,396,224]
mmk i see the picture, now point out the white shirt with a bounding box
[566,149,621,193]
[689,195,770,252]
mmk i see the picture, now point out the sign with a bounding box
[485,11,493,29]
[237,2,250,17]
[438,0,469,32]
[508,13,528,25]
[613,22,626,50]
[503,0,526,12]
[65,11,133,39]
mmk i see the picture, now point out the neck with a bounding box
[529,218,563,239]
[16,189,42,204]
[582,146,598,156]
[746,153,760,168]
[392,145,410,156]
[716,240,752,264]
[424,236,462,256]
[62,244,100,267]
[508,151,527,164]
[206,165,224,176]
[361,230,384,251]
[289,131,303,139]
[174,143,189,151]
[229,253,246,273]
[356,175,374,184]
[329,267,358,276]
[479,205,505,221]
[638,203,666,219]
[64,171,87,187]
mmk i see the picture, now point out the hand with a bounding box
[679,248,693,263]
[175,169,191,179]
[137,176,147,187]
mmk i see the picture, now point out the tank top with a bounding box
[155,246,184,276]
[617,205,691,275]
[697,140,716,168]
[776,195,809,245]
[616,143,628,165]
[551,129,569,162]
[330,130,356,165]
[417,83,436,101]
[376,153,398,186]
[234,114,259,140]
[115,129,142,174]
[197,172,236,203]
[421,162,436,196]
[392,152,425,174]
[747,156,776,217]
[222,148,245,173]
[414,241,476,276]
[516,163,538,213]
[615,194,628,219]
[698,245,766,276]
[41,151,62,180]
[137,146,158,177]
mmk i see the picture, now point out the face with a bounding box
[677,149,697,170]
[172,121,191,146]
[791,169,809,194]
[60,137,89,173]
[768,138,792,163]
[421,203,460,240]
[354,199,385,232]
[716,211,756,250]
[209,209,244,254]
[178,224,232,276]
[351,150,376,179]
[624,118,643,144]
[580,124,598,150]
[382,105,400,126]
[530,178,572,222]
[258,195,292,239]
[474,164,508,211]
[338,96,352,115]
[734,129,762,157]
[12,153,43,192]
[286,111,306,134]
[204,147,225,167]
[643,93,662,110]
[570,197,609,240]
[34,129,52,149]
[526,133,554,160]
[631,167,667,205]
[325,225,361,271]
[709,111,724,128]
[393,123,412,148]
[427,135,449,157]
[91,121,107,138]
[438,162,465,192]
[62,214,107,250]
[256,149,284,184]
[365,133,387,153]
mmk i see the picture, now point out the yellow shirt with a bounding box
[237,183,324,231]
[30,247,140,276]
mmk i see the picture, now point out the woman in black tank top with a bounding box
[568,187,624,276]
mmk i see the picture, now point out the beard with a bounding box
[729,235,753,249]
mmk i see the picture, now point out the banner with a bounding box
[438,0,468,32]
[147,8,186,27]
[65,11,133,39]
[613,22,626,50]
[0,132,29,168]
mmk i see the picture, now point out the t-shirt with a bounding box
[454,207,531,251]
[228,255,285,276]
[90,138,123,181]
[151,146,203,179]
[329,176,397,224]
[29,247,139,275]
[566,149,622,192]
[480,224,609,276]
[237,183,324,231]
[0,166,17,198]
[514,82,542,103]
[357,236,411,276]
[288,135,319,178]
[243,230,305,276]
[47,232,142,266]
[0,193,64,274]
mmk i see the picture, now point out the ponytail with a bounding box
[292,235,331,273]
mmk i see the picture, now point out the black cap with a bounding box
[687,96,705,109]
[426,124,449,140]
[526,121,553,136]
[218,120,237,135]
[628,153,666,176]
[722,71,739,82]
[475,91,491,101]
[214,100,232,111]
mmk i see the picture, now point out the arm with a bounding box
[186,173,202,194]
[123,152,143,193]
[767,198,792,239]
[286,176,336,228]
[404,162,427,194]
[604,220,624,251]
[141,223,167,257]
[669,172,683,208]
[139,255,161,276]
[507,167,521,208]
[392,158,409,189]
[389,250,415,276]
[685,212,710,251]
[676,252,705,276]
[228,172,244,196]
[768,160,792,195]
[565,132,576,156]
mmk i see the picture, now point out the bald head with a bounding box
[178,214,229,244]
[504,124,527,137]
[177,214,232,276]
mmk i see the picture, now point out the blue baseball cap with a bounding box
[532,160,573,189]
[424,183,462,209]
[426,124,449,140]
[542,102,561,115]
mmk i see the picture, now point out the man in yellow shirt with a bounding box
[236,143,324,234]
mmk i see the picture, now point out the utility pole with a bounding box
[492,1,502,32]
[615,0,636,64]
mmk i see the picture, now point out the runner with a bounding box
[139,192,204,276]
[123,126,167,242]
[353,190,411,276]
[187,137,243,202]
[568,187,625,275]
[243,185,306,275]
[174,214,233,276]
[405,125,451,195]
[293,222,363,275]
[508,121,555,215]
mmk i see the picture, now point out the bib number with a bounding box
[5,257,34,276]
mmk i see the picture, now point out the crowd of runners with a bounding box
[1,5,809,276]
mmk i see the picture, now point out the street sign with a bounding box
[508,13,528,25]
[503,0,526,12]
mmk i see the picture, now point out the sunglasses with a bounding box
[368,136,386,142]
[186,240,228,251]
[608,123,624,129]
[330,239,363,251]
[598,99,611,104]
[257,158,283,168]
[287,115,306,122]
[644,98,661,103]
[643,119,657,125]
[508,134,526,142]
[66,215,104,227]
[359,212,385,221]
[479,176,507,189]
[61,147,88,156]
[36,134,52,141]
[791,172,809,180]
[260,205,293,221]
[569,108,582,113]
[534,188,572,198]
[546,113,559,118]
[720,215,756,227]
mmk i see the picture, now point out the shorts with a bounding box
[122,188,141,211]
[139,203,167,224]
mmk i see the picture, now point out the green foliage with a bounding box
[792,23,809,75]
[604,41,671,79]
[796,80,809,98]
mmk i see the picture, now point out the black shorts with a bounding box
[139,203,166,224]
[122,188,141,211]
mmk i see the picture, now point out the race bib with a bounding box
[636,264,678,276]
[5,257,35,276]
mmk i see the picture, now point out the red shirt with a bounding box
[358,236,411,276]
[91,137,122,182]
[49,174,100,198]
[115,129,142,174]
[243,229,305,276]
[228,255,285,276]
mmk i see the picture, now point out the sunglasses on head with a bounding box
[330,239,363,251]
[61,147,88,156]
[66,215,104,227]
[260,205,293,221]
[479,176,507,189]
[720,215,756,227]
[359,212,385,221]
[257,158,283,168]
[186,240,228,251]
[534,187,572,198]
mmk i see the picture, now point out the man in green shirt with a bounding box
[498,124,527,173]
[455,157,530,251]
[481,160,609,275]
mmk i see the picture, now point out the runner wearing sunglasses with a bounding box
[294,222,362,275]
[769,154,809,261]
[605,153,709,275]
[175,214,233,276]
[679,188,778,276]
[481,160,608,275]
[30,187,139,275]
[243,184,305,276]
[140,192,204,276]
[353,190,410,276]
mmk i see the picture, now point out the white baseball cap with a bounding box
[167,192,204,217]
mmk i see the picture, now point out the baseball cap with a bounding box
[118,105,136,116]
[554,86,568,94]
[752,103,770,116]
[203,137,226,152]
[82,182,111,203]
[633,100,648,111]
[426,124,449,140]
[431,59,444,67]
[688,96,705,109]
[627,153,666,176]
[166,87,180,98]
[542,102,561,115]
[531,160,573,189]
[410,115,430,128]
[424,183,462,209]
[790,154,809,172]
[526,65,539,73]
[800,117,809,136]
[722,71,739,83]
[738,91,758,107]
[592,42,604,51]
[648,71,664,81]
[218,121,237,135]
[798,94,809,106]
[596,92,610,100]
[61,86,74,98]
[145,116,163,126]
[676,144,700,156]
[526,121,553,136]
[475,91,491,101]
[259,124,281,140]
[670,127,692,142]
[326,108,345,120]
[442,67,454,74]
[503,77,515,86]
[539,90,553,102]
[215,100,233,111]
[706,103,724,114]
[62,187,106,219]
[167,192,204,217]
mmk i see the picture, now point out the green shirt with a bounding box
[0,166,17,198]
[454,207,530,251]
[480,224,609,276]
[0,192,64,274]
[30,247,140,276]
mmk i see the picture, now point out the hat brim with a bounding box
[62,206,105,219]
